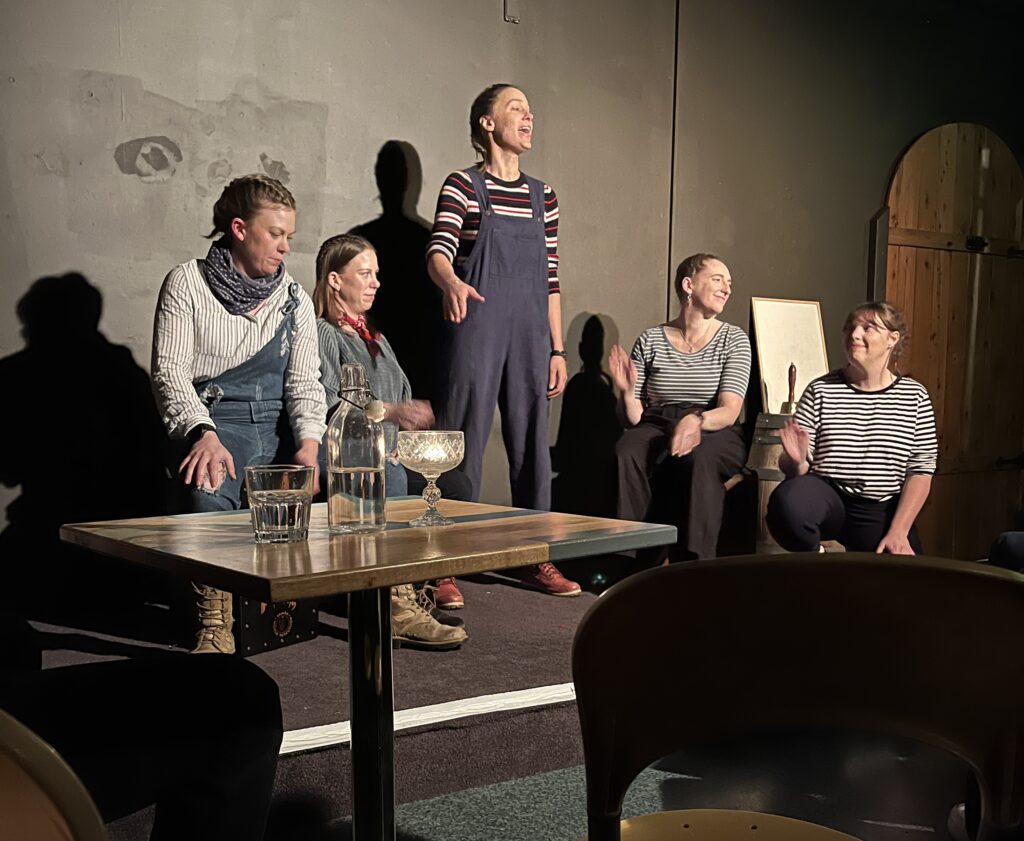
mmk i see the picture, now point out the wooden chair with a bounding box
[572,553,1024,840]
[0,708,107,841]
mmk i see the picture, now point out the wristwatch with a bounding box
[550,349,567,359]
[186,424,216,446]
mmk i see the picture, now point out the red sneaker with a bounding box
[434,577,465,609]
[521,562,582,597]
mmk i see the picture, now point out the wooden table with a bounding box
[61,499,675,841]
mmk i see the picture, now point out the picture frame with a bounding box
[750,297,829,413]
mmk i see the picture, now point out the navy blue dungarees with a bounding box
[436,166,552,509]
[189,283,300,512]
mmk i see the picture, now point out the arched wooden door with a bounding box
[886,123,1024,560]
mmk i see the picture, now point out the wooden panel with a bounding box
[886,124,1024,559]
[888,227,1022,255]
[60,501,677,602]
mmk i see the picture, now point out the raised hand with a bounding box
[608,344,638,395]
[779,418,810,467]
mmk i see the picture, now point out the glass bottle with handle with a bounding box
[325,362,387,533]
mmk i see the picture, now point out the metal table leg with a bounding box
[348,587,395,841]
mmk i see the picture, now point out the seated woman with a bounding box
[610,253,751,560]
[314,233,468,648]
[152,174,326,654]
[767,301,937,554]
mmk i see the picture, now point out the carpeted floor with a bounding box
[36,562,971,841]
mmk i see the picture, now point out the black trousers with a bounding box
[616,405,746,560]
[0,653,282,841]
[986,531,1024,571]
[766,473,923,553]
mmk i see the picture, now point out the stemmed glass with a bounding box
[396,431,465,527]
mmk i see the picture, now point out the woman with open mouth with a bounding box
[425,83,581,609]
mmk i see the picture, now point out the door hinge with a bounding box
[965,235,989,252]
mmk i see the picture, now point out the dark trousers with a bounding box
[616,406,746,560]
[986,531,1024,571]
[0,654,282,841]
[767,473,923,553]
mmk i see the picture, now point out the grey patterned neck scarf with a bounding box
[202,239,284,315]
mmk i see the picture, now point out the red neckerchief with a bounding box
[337,313,382,359]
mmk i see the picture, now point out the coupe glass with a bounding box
[396,431,465,527]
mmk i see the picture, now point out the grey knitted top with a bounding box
[317,318,411,451]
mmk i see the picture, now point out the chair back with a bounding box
[0,708,107,841]
[572,553,1024,841]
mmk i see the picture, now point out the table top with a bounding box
[60,500,675,601]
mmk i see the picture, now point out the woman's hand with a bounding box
[294,439,321,494]
[608,344,638,395]
[876,530,915,555]
[670,414,702,457]
[179,430,236,491]
[388,399,435,430]
[548,355,568,399]
[779,418,810,467]
[442,279,485,324]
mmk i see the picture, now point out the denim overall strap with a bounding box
[188,282,300,511]
[436,168,552,509]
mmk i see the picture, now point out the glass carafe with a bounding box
[325,363,386,533]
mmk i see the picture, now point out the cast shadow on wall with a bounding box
[0,273,172,642]
[551,314,622,518]
[349,140,443,404]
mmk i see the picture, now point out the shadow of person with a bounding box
[349,140,442,404]
[0,273,172,637]
[551,314,621,518]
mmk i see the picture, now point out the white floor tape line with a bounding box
[280,682,576,755]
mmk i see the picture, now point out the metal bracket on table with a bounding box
[503,0,520,24]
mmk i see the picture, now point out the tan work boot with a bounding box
[392,584,467,650]
[191,582,235,654]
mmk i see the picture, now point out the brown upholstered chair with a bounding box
[572,553,1024,841]
[0,708,107,841]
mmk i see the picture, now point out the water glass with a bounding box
[244,465,315,543]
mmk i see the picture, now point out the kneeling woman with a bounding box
[610,253,751,560]
[314,233,468,648]
[767,301,937,554]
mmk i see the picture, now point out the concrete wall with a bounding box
[672,0,1024,375]
[0,0,676,518]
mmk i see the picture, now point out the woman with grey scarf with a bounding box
[151,174,326,654]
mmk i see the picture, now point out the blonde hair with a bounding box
[313,234,375,318]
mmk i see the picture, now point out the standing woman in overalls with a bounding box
[152,174,327,653]
[426,84,580,608]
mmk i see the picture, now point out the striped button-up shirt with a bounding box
[152,259,326,442]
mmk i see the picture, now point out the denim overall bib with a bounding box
[190,282,300,511]
[436,167,551,509]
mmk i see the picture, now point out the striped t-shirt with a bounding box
[427,169,560,293]
[796,371,938,501]
[631,323,751,408]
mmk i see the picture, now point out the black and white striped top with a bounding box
[152,260,327,443]
[630,323,751,408]
[796,370,938,501]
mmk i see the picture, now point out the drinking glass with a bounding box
[244,465,315,543]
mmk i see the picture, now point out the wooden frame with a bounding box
[750,297,829,413]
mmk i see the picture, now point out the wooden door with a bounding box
[886,123,1024,560]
